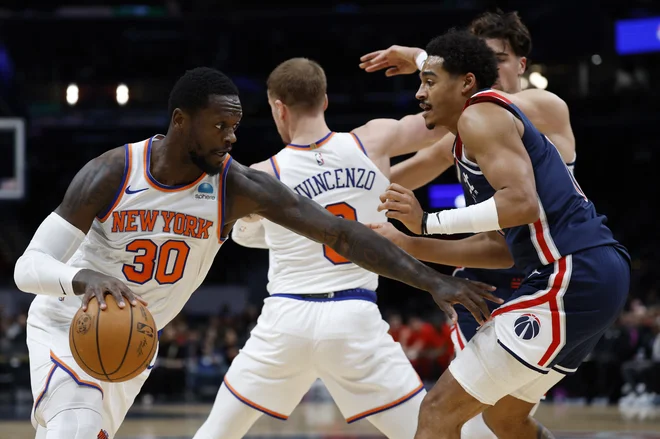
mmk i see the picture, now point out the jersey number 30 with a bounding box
[122,239,190,284]
[322,202,358,265]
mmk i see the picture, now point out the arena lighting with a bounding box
[529,72,548,90]
[591,54,602,66]
[116,83,129,106]
[66,83,79,105]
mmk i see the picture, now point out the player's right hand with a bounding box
[430,276,502,325]
[378,183,424,234]
[359,45,423,77]
[72,269,148,312]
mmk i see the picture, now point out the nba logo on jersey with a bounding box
[194,182,215,200]
[514,313,541,340]
[315,152,324,166]
[97,429,109,439]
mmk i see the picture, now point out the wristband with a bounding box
[415,51,428,71]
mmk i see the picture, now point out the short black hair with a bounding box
[425,29,499,90]
[469,10,532,58]
[168,67,239,118]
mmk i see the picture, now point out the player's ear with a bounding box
[462,73,477,94]
[323,94,328,111]
[518,56,527,75]
[275,100,286,120]
[171,108,186,129]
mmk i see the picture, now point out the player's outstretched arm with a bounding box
[14,147,145,311]
[224,162,502,323]
[368,223,514,269]
[389,133,455,190]
[359,45,425,77]
[352,113,448,160]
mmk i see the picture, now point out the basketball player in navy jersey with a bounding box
[359,11,576,438]
[368,30,630,439]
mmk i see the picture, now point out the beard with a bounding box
[189,150,224,176]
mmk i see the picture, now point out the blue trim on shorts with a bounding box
[497,340,549,375]
[270,288,377,303]
[346,384,425,424]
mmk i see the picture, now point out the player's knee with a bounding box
[45,408,102,439]
[41,382,103,425]
[419,385,462,425]
[482,409,531,437]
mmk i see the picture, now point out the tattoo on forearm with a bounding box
[225,162,438,292]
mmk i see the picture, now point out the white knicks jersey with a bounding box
[262,131,389,295]
[29,135,232,330]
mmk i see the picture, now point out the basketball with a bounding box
[69,295,157,383]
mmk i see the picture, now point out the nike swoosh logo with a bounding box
[58,279,67,295]
[125,186,149,195]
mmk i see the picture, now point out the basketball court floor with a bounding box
[1,401,659,439]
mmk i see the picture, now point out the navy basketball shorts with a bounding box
[449,244,630,405]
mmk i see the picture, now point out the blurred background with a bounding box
[0,0,659,436]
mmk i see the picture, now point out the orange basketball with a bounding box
[69,295,157,383]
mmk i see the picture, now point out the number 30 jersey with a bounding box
[29,135,232,330]
[262,132,389,295]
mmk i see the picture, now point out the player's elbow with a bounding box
[518,193,540,224]
[14,252,35,293]
[504,189,539,226]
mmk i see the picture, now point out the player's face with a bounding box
[188,95,242,176]
[484,38,526,93]
[267,92,290,144]
[415,57,475,131]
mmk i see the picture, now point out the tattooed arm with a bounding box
[224,161,501,323]
[14,147,144,310]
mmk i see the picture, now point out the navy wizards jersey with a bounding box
[453,90,619,275]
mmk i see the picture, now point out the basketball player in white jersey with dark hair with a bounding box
[14,67,497,439]
[191,58,492,439]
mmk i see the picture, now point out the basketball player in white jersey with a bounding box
[358,11,576,438]
[14,67,498,439]
[191,58,488,439]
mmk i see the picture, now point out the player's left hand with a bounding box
[429,276,501,325]
[377,184,424,235]
[359,45,422,77]
[366,222,409,249]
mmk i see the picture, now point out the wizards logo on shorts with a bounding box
[514,313,541,340]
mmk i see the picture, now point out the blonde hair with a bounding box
[267,58,327,112]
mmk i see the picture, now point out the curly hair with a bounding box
[469,10,532,57]
[168,67,239,118]
[425,29,499,90]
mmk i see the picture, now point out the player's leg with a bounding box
[483,396,554,438]
[99,361,155,436]
[28,325,105,439]
[35,425,47,439]
[452,268,509,439]
[480,368,561,439]
[193,384,264,439]
[193,297,317,439]
[367,391,426,439]
[316,297,425,439]
[415,369,487,439]
[452,311,497,439]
